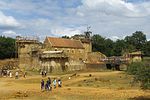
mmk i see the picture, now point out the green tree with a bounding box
[92,34,105,52]
[61,35,70,39]
[0,36,16,59]
[124,31,146,51]
[113,39,126,56]
[92,34,114,56]
[143,41,150,56]
[104,39,114,56]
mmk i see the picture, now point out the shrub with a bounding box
[127,62,150,89]
[134,66,150,89]
[127,62,145,75]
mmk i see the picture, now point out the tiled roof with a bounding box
[47,37,84,49]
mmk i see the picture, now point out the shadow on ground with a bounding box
[129,96,150,100]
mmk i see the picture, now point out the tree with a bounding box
[92,34,105,52]
[104,39,114,56]
[92,34,114,56]
[143,41,150,56]
[0,36,16,59]
[61,35,70,39]
[113,39,126,56]
[124,31,146,51]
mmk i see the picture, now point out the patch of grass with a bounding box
[68,73,139,89]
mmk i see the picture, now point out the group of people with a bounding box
[41,77,62,91]
[0,69,10,77]
[41,70,47,77]
[0,69,27,79]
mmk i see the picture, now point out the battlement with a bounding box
[16,36,39,43]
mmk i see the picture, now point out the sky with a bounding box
[0,0,150,41]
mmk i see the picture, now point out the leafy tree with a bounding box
[92,34,114,56]
[92,34,105,52]
[61,35,70,39]
[124,31,146,51]
[104,39,114,56]
[113,39,126,56]
[143,41,150,56]
[0,36,16,59]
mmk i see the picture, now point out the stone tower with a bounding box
[16,36,41,70]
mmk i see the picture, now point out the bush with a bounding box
[127,62,145,75]
[127,62,150,89]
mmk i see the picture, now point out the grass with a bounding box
[0,71,150,100]
[67,72,139,89]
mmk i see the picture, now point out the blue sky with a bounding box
[0,0,150,41]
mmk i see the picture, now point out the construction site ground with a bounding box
[0,71,150,100]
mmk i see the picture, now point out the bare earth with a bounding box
[0,71,150,100]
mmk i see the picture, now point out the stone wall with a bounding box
[45,47,85,61]
[17,41,41,70]
[87,52,106,63]
[68,60,86,71]
[40,58,85,73]
[85,63,106,70]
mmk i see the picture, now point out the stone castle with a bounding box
[16,32,106,73]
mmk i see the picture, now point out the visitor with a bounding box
[41,71,44,77]
[7,70,10,77]
[45,81,48,90]
[47,77,51,91]
[44,70,47,77]
[15,71,19,79]
[0,69,2,77]
[53,78,57,89]
[23,71,27,78]
[9,71,12,78]
[41,79,45,91]
[58,79,62,87]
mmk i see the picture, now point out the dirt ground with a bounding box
[0,71,150,100]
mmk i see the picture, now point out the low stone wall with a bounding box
[68,60,85,71]
[85,63,106,70]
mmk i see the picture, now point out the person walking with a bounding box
[9,71,12,78]
[53,78,57,89]
[45,81,48,90]
[23,71,27,78]
[41,71,44,77]
[44,70,47,77]
[47,77,51,91]
[7,70,10,77]
[15,71,19,79]
[41,79,45,91]
[58,79,62,87]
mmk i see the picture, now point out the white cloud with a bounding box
[0,11,20,29]
[109,36,120,41]
[51,27,82,37]
[2,30,21,37]
[80,0,150,17]
[0,0,150,40]
[75,0,150,39]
